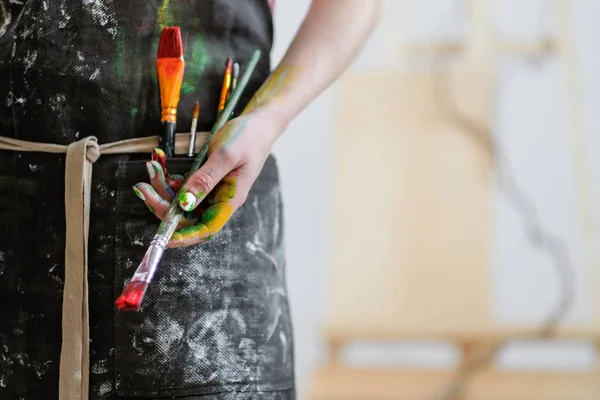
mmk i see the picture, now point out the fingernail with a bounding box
[178,192,197,211]
[145,161,156,179]
[133,185,145,200]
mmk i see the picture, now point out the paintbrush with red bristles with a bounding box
[156,26,185,158]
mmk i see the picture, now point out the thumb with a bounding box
[177,155,230,212]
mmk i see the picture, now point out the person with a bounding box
[0,0,379,398]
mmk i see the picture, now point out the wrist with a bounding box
[246,103,292,141]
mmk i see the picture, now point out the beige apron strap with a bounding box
[99,132,208,155]
[60,136,99,400]
[0,132,209,400]
[0,135,69,153]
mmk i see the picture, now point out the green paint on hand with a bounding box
[178,192,197,212]
[132,186,145,200]
[201,204,221,224]
[147,204,157,214]
[196,191,204,199]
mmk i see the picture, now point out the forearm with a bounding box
[243,0,380,126]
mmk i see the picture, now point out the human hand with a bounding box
[133,108,286,248]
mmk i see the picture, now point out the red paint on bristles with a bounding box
[157,26,183,59]
[115,281,149,311]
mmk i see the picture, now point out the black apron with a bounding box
[0,1,295,399]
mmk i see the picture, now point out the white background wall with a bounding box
[270,1,600,398]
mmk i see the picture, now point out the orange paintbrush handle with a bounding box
[156,58,185,123]
[217,59,233,113]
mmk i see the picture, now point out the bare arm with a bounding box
[244,0,382,126]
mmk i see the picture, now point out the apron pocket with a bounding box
[113,156,294,397]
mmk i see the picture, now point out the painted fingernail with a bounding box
[145,162,156,179]
[178,192,197,211]
[133,185,145,200]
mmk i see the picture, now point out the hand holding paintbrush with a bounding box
[116,49,263,311]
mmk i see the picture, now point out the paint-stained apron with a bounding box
[0,1,295,399]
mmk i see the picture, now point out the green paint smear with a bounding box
[201,204,222,224]
[130,107,139,117]
[114,32,125,82]
[181,37,211,94]
[181,82,195,95]
[157,0,177,29]
[132,186,143,200]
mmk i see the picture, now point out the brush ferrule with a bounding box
[150,234,169,249]
[130,234,168,283]
[161,108,177,123]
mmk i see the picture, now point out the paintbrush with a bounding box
[228,62,240,101]
[115,49,262,311]
[228,62,240,118]
[157,26,185,158]
[187,101,200,157]
[216,58,233,118]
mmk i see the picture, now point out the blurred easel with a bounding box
[310,0,600,399]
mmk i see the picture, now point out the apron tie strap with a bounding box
[0,133,207,400]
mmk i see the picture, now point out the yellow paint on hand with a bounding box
[243,64,301,114]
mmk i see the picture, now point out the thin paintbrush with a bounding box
[216,58,233,118]
[227,62,240,118]
[230,62,240,97]
[115,49,262,311]
[157,26,185,158]
[187,101,200,157]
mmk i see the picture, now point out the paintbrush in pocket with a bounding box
[156,26,185,158]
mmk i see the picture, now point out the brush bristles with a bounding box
[193,101,200,118]
[158,26,183,58]
[115,280,149,311]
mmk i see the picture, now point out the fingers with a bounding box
[168,202,234,248]
[133,183,170,218]
[168,176,240,248]
[133,183,197,229]
[176,155,232,212]
[151,148,185,191]
[146,161,175,201]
